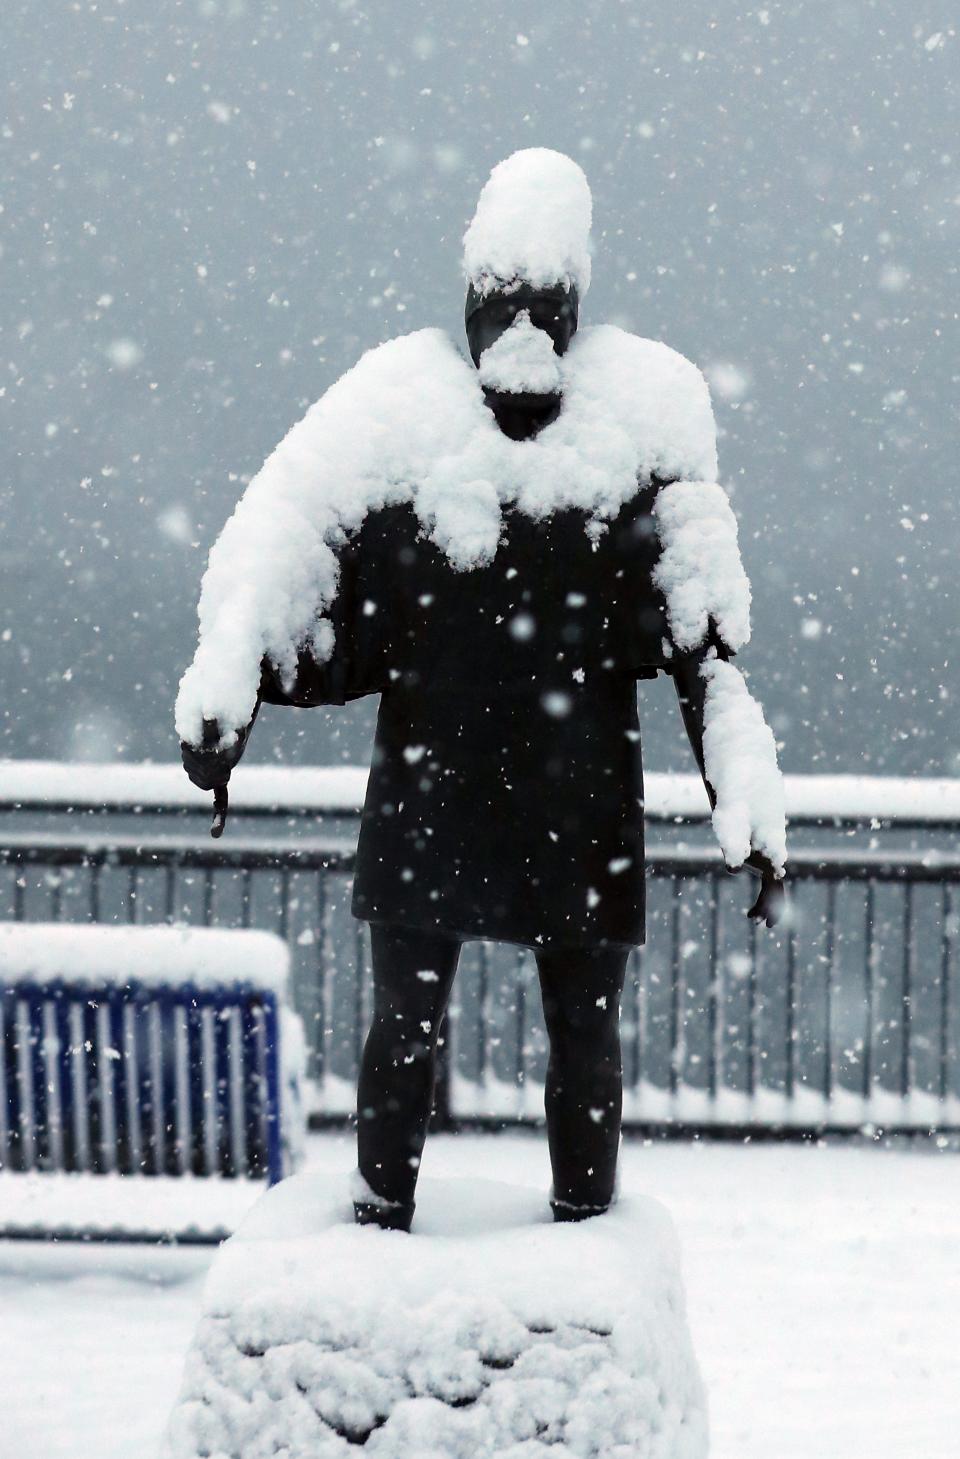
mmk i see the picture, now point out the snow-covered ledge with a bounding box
[0,921,289,992]
[0,760,959,825]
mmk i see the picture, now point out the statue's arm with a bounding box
[669,640,786,928]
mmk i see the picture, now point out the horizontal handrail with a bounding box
[2,761,960,829]
[1,832,960,881]
[0,832,358,871]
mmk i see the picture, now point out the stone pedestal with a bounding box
[164,1171,707,1459]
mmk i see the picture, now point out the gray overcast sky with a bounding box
[2,1,957,777]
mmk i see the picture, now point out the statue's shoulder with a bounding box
[308,329,473,450]
[331,328,464,392]
[568,326,718,483]
[573,325,708,396]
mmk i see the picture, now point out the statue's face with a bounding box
[465,282,578,368]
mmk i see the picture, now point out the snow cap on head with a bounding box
[462,148,593,300]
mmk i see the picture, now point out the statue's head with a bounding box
[461,149,591,388]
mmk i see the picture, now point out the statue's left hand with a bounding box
[728,851,786,929]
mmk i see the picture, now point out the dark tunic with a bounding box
[260,481,696,950]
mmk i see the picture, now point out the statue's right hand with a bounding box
[180,718,248,792]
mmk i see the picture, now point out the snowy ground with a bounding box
[2,1132,959,1459]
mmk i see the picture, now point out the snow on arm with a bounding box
[652,479,752,653]
[175,330,477,745]
[646,349,751,653]
[700,657,786,874]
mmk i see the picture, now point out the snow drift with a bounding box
[163,1170,708,1459]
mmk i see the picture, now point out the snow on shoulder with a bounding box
[176,319,741,746]
[463,148,593,298]
[163,1170,708,1459]
[0,921,289,994]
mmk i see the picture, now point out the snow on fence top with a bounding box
[0,759,369,813]
[462,147,593,298]
[0,922,290,992]
[0,760,958,825]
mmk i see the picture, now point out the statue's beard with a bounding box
[477,312,563,398]
[482,386,561,412]
[481,385,563,442]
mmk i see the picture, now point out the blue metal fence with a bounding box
[0,976,283,1182]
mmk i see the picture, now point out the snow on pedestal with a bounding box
[163,1172,707,1459]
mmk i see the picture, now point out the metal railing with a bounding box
[1,780,958,1136]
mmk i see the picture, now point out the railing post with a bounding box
[261,991,283,1185]
[52,981,74,1172]
[707,871,721,1102]
[432,1014,453,1132]
[668,877,683,1098]
[940,885,953,1105]
[785,919,797,1103]
[824,881,837,1104]
[863,881,876,1101]
[746,916,759,1100]
[901,883,914,1100]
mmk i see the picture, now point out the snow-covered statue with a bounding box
[178,148,786,1233]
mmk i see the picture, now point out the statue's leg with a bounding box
[355,922,461,1227]
[534,944,629,1220]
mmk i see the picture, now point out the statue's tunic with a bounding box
[260,486,711,949]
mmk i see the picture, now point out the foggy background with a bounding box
[3,1,957,779]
